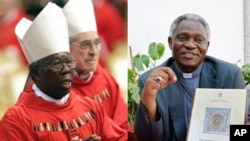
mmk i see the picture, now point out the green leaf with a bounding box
[141,55,150,68]
[134,54,144,71]
[148,42,165,61]
[128,69,135,83]
[242,63,250,85]
[148,42,158,60]
[131,91,140,104]
[134,54,150,71]
[156,42,165,58]
[128,82,140,104]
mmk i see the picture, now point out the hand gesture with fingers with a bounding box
[143,67,177,96]
[140,67,177,121]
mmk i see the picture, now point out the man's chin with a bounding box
[78,67,96,74]
[86,64,97,71]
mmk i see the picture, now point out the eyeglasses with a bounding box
[47,56,76,72]
[70,40,102,51]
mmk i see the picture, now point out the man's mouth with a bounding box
[182,52,198,57]
[61,79,72,88]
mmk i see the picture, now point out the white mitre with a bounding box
[63,0,97,37]
[15,2,69,64]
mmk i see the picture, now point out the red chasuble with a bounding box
[0,91,127,141]
[72,64,128,131]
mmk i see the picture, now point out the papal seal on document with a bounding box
[203,107,231,135]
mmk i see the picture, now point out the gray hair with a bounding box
[169,14,210,40]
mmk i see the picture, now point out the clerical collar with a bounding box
[75,71,93,82]
[173,62,202,79]
[32,84,69,104]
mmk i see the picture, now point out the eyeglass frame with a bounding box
[69,38,102,51]
[32,56,77,72]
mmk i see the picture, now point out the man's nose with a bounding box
[88,44,99,53]
[184,40,196,48]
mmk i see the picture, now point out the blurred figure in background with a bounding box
[0,0,30,118]
[92,0,127,100]
[92,0,126,68]
[24,0,64,19]
[0,0,29,65]
[107,0,127,22]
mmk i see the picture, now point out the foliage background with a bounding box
[128,42,165,126]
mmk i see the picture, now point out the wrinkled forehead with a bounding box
[177,20,206,31]
[36,52,70,63]
[70,31,99,41]
[174,20,208,38]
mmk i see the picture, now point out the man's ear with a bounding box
[168,36,173,50]
[30,67,40,81]
[207,41,210,49]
